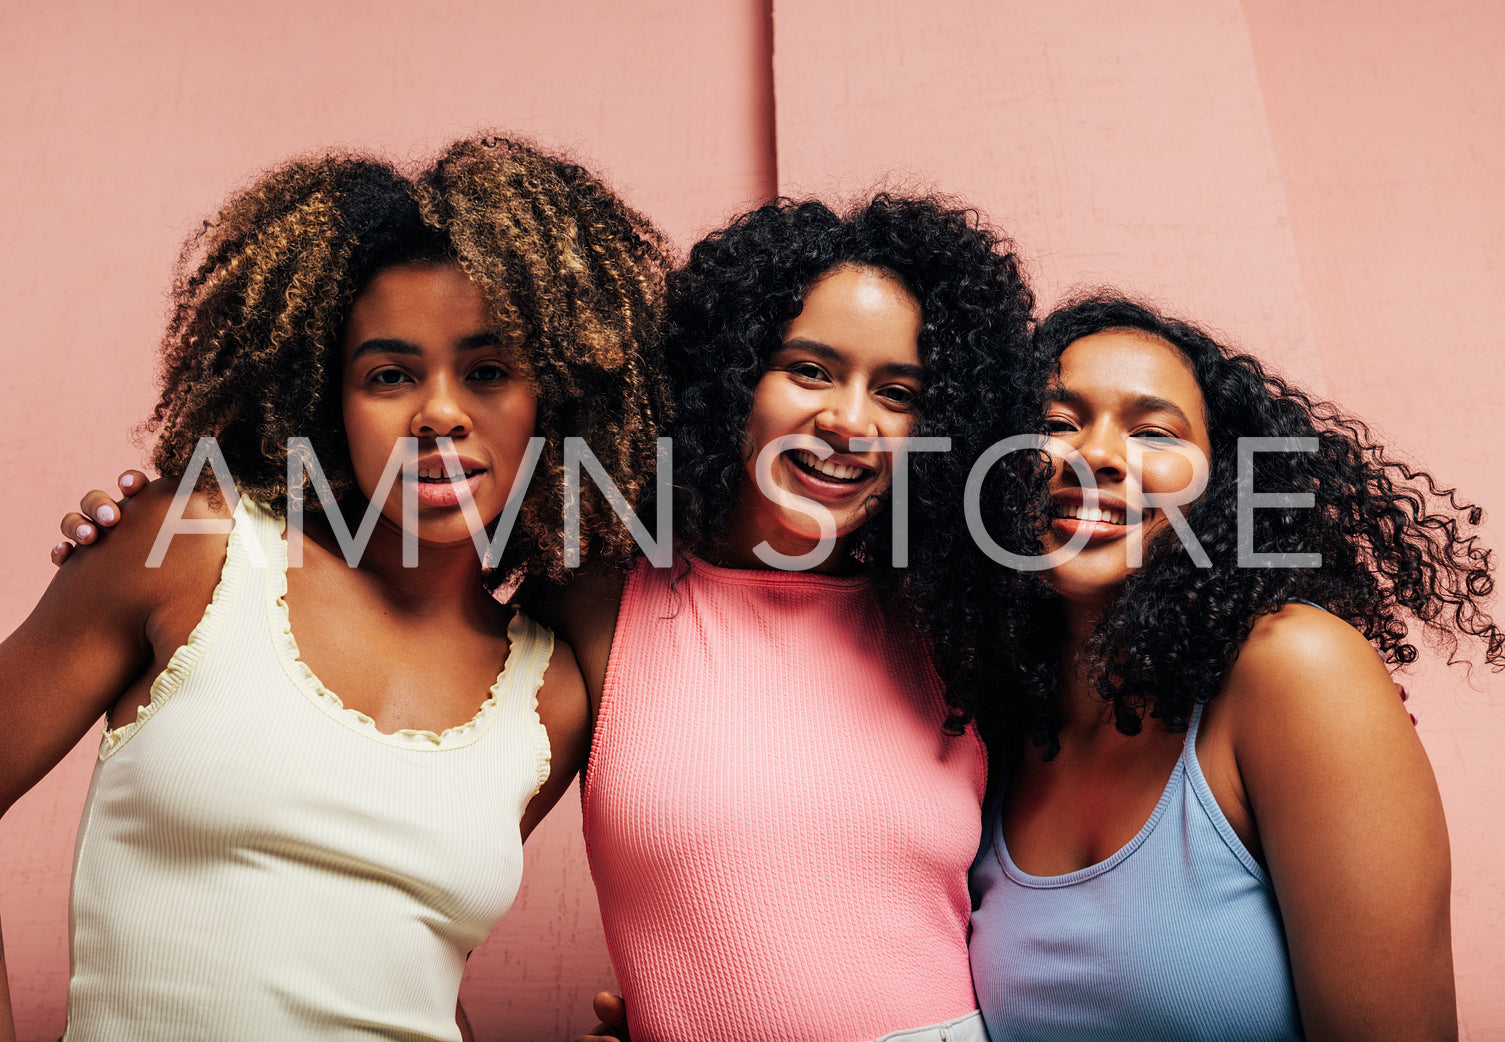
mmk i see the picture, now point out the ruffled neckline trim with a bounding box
[256,502,525,751]
[99,497,253,758]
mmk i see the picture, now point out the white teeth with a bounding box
[1067,504,1126,525]
[417,466,474,480]
[793,450,864,481]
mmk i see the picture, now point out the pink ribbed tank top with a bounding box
[582,555,985,1041]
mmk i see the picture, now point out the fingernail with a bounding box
[97,505,117,524]
[120,474,136,488]
[76,524,94,540]
[52,542,67,558]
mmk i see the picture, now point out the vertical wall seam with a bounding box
[763,0,779,196]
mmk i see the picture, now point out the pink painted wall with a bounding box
[1242,2,1505,1027]
[4,1,1503,1038]
[773,1,1505,1037]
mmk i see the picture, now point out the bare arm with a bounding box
[4,480,212,1041]
[520,639,591,840]
[527,561,626,728]
[1227,605,1455,1041]
[0,489,179,815]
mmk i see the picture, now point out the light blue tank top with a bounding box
[969,701,1305,1041]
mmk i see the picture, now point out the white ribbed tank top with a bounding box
[65,499,553,1041]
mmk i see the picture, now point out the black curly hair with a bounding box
[662,194,1045,692]
[970,293,1504,758]
[146,136,672,590]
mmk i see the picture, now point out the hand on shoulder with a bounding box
[51,468,150,565]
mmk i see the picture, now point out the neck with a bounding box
[709,497,860,576]
[302,505,494,618]
[1057,597,1117,734]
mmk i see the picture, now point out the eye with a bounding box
[1043,415,1078,434]
[877,384,918,409]
[787,361,829,381]
[468,362,512,384]
[369,367,411,387]
[1130,426,1177,439]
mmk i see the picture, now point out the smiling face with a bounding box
[721,263,925,569]
[1042,329,1212,609]
[340,263,539,547]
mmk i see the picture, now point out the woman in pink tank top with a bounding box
[555,196,1044,1042]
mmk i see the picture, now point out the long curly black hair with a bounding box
[146,136,672,589]
[972,293,1503,758]
[662,194,1045,688]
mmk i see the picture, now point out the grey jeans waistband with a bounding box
[867,1010,989,1042]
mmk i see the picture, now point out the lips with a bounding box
[410,454,487,507]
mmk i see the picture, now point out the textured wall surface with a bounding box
[1242,3,1505,1031]
[2,1,1501,1038]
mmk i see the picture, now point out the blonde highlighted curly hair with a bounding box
[147,136,673,584]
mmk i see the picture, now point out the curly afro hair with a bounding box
[973,293,1504,758]
[146,136,673,588]
[662,194,1046,703]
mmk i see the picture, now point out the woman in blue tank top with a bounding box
[943,295,1502,1041]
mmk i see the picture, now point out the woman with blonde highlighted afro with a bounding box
[1,135,670,1041]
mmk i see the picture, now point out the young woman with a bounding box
[957,296,1500,1041]
[559,195,1042,1042]
[61,194,1045,1042]
[1,136,671,1041]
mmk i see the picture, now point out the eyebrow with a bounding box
[778,338,928,381]
[349,332,502,362]
[1047,387,1197,427]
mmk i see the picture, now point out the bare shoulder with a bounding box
[75,475,232,558]
[0,479,234,813]
[1220,602,1436,850]
[54,476,232,610]
[1221,603,1404,734]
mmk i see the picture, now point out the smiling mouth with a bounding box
[790,449,869,484]
[1054,502,1127,526]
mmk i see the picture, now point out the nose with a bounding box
[814,384,880,445]
[411,376,472,439]
[1073,420,1127,481]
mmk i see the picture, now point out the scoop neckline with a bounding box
[994,704,1203,888]
[259,502,519,750]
